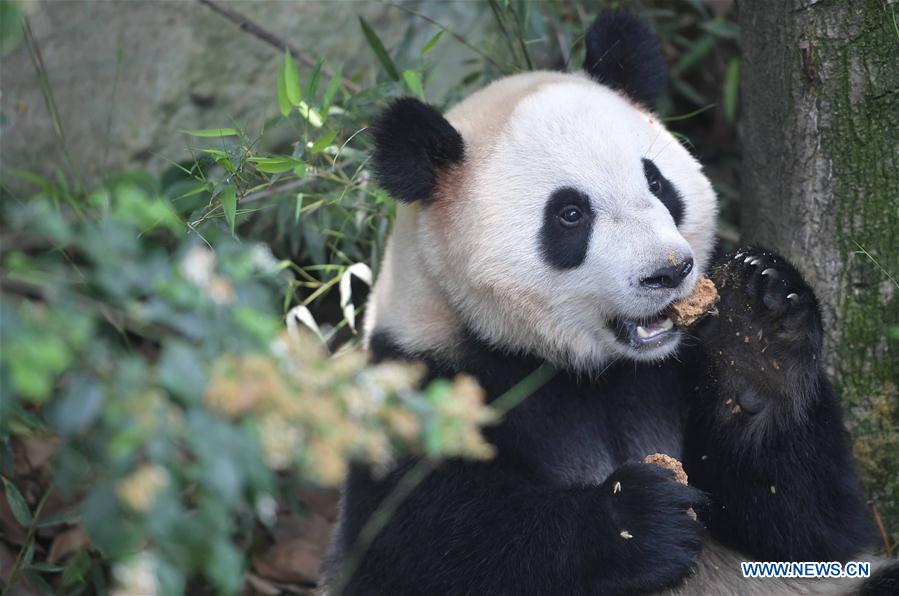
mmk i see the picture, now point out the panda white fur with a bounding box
[324,11,897,595]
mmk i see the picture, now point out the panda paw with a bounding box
[594,463,705,592]
[695,247,825,411]
[702,247,823,356]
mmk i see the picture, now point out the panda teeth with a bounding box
[636,317,674,338]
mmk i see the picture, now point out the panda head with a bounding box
[367,11,718,371]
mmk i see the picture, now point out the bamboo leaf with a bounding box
[248,156,305,173]
[403,70,425,101]
[359,17,399,81]
[1,476,32,527]
[310,131,337,155]
[283,49,302,107]
[306,58,323,98]
[220,185,237,233]
[421,30,443,57]
[339,263,373,331]
[723,57,741,124]
[277,66,291,117]
[286,304,324,342]
[179,128,239,138]
[321,66,342,112]
[672,33,717,75]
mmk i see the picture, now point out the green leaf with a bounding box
[310,131,337,155]
[178,128,239,138]
[205,539,243,595]
[701,18,739,40]
[403,70,425,101]
[359,17,399,81]
[421,30,444,57]
[1,476,32,527]
[306,58,323,98]
[672,33,717,75]
[36,508,80,528]
[293,163,307,178]
[22,538,35,567]
[233,307,281,344]
[276,65,291,117]
[321,66,342,112]
[283,49,302,106]
[248,156,306,173]
[48,374,104,437]
[723,57,741,124]
[158,341,207,404]
[220,185,237,233]
[112,183,183,234]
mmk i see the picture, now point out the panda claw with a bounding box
[744,256,755,264]
[786,292,799,302]
[761,268,777,277]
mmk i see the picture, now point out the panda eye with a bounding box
[558,205,583,227]
[648,176,663,195]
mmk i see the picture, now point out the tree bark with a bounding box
[740,0,899,552]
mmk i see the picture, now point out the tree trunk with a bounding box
[740,0,899,552]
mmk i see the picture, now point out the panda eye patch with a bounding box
[559,205,584,227]
[642,158,684,226]
[541,187,594,269]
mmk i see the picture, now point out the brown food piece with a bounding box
[667,276,719,329]
[643,453,689,484]
[644,453,696,519]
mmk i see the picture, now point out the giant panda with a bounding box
[323,11,897,595]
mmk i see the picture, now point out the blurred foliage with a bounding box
[0,185,495,594]
[0,0,743,593]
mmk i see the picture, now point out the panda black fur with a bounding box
[323,11,895,595]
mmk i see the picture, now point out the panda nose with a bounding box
[640,258,694,289]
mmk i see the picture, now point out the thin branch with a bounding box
[330,459,434,594]
[197,0,361,94]
[22,16,84,197]
[385,2,508,73]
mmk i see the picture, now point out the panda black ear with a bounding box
[371,97,465,203]
[583,11,667,108]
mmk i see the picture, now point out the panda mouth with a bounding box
[613,313,678,349]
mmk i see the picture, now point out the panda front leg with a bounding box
[684,247,876,562]
[331,458,704,595]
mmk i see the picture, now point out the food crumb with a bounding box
[620,530,634,539]
[770,485,777,494]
